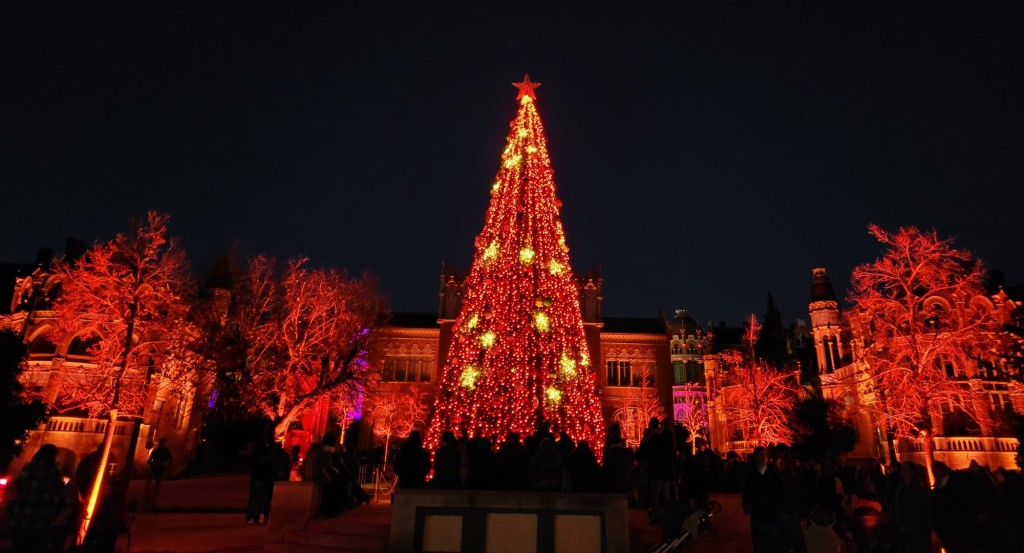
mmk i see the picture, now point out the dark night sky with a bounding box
[3,4,1023,325]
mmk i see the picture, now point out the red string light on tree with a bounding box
[425,76,605,456]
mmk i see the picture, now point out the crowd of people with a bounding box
[4,443,137,553]
[736,444,1024,553]
[305,417,1024,553]
[389,424,618,494]
[8,421,1023,553]
[296,421,632,515]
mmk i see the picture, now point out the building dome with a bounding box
[673,309,699,335]
[811,268,837,303]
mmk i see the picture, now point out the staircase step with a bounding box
[304,518,390,536]
[265,542,380,553]
[283,528,388,551]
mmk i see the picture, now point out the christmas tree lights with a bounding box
[425,76,605,454]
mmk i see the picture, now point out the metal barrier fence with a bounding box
[358,463,397,504]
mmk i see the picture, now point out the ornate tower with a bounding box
[809,268,844,373]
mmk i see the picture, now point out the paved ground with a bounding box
[126,513,265,553]
[117,474,752,553]
[120,473,262,553]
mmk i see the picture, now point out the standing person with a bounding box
[496,432,531,491]
[393,430,431,491]
[774,445,805,553]
[567,441,601,492]
[525,421,555,459]
[264,441,295,518]
[245,444,275,524]
[601,426,632,496]
[82,477,129,553]
[431,431,462,489]
[145,438,172,509]
[883,461,930,553]
[7,444,65,553]
[74,444,103,499]
[929,461,975,553]
[646,418,675,523]
[530,438,563,491]
[465,436,499,490]
[338,443,370,506]
[742,446,781,553]
[328,443,355,511]
[51,464,83,553]
[303,435,339,516]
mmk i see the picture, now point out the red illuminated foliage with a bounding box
[674,391,709,455]
[49,212,196,418]
[197,256,386,440]
[367,384,428,460]
[425,79,605,452]
[613,365,661,449]
[847,225,997,446]
[721,314,797,446]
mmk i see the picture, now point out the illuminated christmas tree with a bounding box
[425,76,605,452]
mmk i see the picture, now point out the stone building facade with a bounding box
[1,247,201,477]
[808,268,1023,469]
[359,267,672,452]
[4,249,1020,474]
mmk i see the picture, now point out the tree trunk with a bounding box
[922,430,935,486]
[273,408,302,444]
[885,428,897,466]
[121,417,143,480]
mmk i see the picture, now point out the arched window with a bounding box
[28,334,57,357]
[67,334,100,360]
[686,361,704,384]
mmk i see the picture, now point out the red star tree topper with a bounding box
[426,77,605,452]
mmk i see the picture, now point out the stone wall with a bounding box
[391,489,629,553]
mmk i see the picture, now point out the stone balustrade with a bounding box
[44,415,134,436]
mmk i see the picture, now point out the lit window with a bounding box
[382,357,433,383]
[606,360,651,387]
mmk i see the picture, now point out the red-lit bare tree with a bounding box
[674,391,709,455]
[722,315,797,446]
[367,384,428,462]
[201,256,386,441]
[329,385,364,442]
[847,225,998,475]
[613,364,662,449]
[50,211,195,537]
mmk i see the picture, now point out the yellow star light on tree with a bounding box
[519,247,535,265]
[483,241,499,262]
[548,259,564,276]
[533,311,551,333]
[560,354,577,377]
[480,331,496,349]
[465,314,479,331]
[504,154,522,169]
[545,386,562,403]
[580,351,591,367]
[461,366,481,390]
